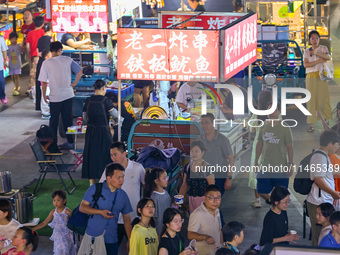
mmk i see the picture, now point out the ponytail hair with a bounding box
[132,198,156,229]
[144,167,167,198]
[93,79,106,91]
[20,227,39,251]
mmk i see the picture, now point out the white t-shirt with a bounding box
[175,83,204,111]
[307,149,335,205]
[38,55,82,102]
[0,219,22,253]
[99,159,145,224]
[188,203,222,255]
[303,45,329,74]
[0,36,8,71]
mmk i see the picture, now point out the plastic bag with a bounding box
[319,60,334,81]
[185,239,198,255]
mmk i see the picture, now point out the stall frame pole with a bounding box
[118,79,122,142]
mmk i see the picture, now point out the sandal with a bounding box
[307,126,315,132]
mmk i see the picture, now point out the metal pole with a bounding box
[118,79,122,142]
[248,64,252,88]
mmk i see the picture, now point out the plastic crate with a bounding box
[107,83,134,99]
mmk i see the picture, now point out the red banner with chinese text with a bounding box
[160,12,245,29]
[223,13,258,81]
[51,0,108,33]
[117,28,220,82]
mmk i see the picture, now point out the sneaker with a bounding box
[1,97,8,104]
[13,90,19,96]
[265,199,272,205]
[58,142,74,150]
[41,115,50,120]
[251,200,261,208]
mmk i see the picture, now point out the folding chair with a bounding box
[30,138,76,195]
[70,149,84,171]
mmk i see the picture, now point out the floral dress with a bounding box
[48,208,77,255]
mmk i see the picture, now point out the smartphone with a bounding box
[309,47,313,57]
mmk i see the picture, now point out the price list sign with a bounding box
[117,28,220,82]
[51,0,108,33]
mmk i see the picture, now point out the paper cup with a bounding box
[174,195,184,205]
[290,230,297,235]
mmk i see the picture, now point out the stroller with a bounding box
[136,146,183,196]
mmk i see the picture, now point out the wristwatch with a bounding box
[226,175,233,179]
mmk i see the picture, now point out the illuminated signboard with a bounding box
[117,28,219,82]
[159,12,245,29]
[221,13,258,81]
[51,0,108,33]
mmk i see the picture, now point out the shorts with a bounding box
[9,68,21,75]
[256,176,289,194]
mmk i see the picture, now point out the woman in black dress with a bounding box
[82,80,118,185]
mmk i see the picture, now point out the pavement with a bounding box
[1,34,340,254]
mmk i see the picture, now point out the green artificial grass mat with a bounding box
[24,179,89,236]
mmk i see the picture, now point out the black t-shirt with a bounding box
[260,210,288,246]
[158,234,183,255]
[61,33,79,46]
[132,80,153,89]
[195,4,206,11]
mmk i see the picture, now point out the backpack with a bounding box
[293,150,328,195]
[36,124,60,153]
[67,183,104,235]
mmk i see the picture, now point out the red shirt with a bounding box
[21,22,35,36]
[26,29,45,59]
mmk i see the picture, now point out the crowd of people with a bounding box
[0,9,339,255]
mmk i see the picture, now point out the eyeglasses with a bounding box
[280,199,291,205]
[205,196,222,202]
[172,219,184,224]
[159,176,169,181]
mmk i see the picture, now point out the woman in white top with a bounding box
[303,30,332,132]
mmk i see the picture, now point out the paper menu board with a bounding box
[51,0,108,33]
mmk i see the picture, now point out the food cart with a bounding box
[117,13,258,179]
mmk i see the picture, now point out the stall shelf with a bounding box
[0,0,37,31]
[245,0,330,51]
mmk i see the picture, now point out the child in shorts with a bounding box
[7,32,21,96]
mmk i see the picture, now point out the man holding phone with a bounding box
[79,163,133,255]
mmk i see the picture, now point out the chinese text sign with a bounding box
[223,13,258,81]
[160,13,245,29]
[51,0,108,33]
[117,28,220,82]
